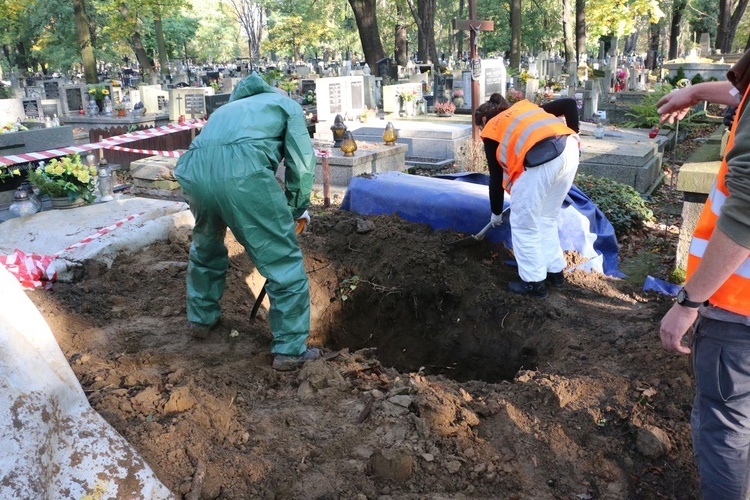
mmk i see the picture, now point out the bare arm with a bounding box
[659,228,750,353]
[657,81,739,124]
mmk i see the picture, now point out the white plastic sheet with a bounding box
[0,265,173,499]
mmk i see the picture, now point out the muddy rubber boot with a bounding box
[508,280,549,299]
[189,319,220,339]
[545,271,565,287]
[272,348,322,371]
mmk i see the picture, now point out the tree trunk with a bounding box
[646,21,661,70]
[562,0,575,73]
[722,0,748,53]
[510,0,521,70]
[131,31,155,80]
[395,4,408,67]
[456,0,465,60]
[716,0,731,54]
[668,0,686,60]
[154,15,169,77]
[417,0,437,64]
[72,0,97,84]
[575,0,585,65]
[348,0,387,76]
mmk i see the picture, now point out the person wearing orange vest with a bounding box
[658,50,750,499]
[475,93,580,299]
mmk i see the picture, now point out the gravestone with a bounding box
[25,86,44,100]
[699,33,711,57]
[22,98,42,120]
[40,99,61,119]
[205,94,231,116]
[482,58,507,101]
[582,78,600,120]
[300,79,316,96]
[363,75,379,109]
[433,74,453,105]
[529,58,538,78]
[537,51,550,81]
[63,85,88,115]
[0,126,75,157]
[314,76,366,122]
[42,80,62,100]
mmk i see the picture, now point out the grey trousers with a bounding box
[692,316,750,499]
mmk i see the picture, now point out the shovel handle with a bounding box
[474,221,494,240]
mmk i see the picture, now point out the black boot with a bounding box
[546,271,565,287]
[508,280,548,299]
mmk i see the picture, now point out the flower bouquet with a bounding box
[0,166,21,183]
[87,84,110,101]
[506,89,525,103]
[434,101,456,115]
[398,90,417,102]
[27,154,98,204]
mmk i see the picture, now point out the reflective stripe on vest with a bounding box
[480,99,576,191]
[687,86,750,315]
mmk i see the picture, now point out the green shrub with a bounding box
[691,73,705,85]
[621,83,673,128]
[575,173,654,235]
[0,83,14,99]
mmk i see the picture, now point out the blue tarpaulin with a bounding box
[341,171,623,277]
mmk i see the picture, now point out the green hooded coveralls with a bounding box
[175,72,315,355]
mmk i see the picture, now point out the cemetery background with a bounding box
[0,11,734,497]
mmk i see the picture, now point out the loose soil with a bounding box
[25,131,716,499]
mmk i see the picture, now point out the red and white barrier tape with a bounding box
[0,118,205,168]
[108,146,184,157]
[0,211,147,290]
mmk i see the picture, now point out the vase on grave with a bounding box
[51,196,85,209]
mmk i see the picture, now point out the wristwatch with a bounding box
[676,287,705,308]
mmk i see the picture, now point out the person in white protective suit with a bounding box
[475,93,580,299]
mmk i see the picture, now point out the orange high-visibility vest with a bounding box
[480,99,576,192]
[687,87,750,316]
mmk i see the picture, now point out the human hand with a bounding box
[490,212,504,227]
[656,87,697,125]
[659,303,699,354]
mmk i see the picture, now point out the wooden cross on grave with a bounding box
[453,1,494,141]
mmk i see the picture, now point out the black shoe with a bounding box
[546,271,565,287]
[508,280,548,299]
[189,319,220,339]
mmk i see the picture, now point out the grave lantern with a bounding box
[382,122,398,145]
[330,114,347,147]
[97,158,114,202]
[340,131,358,157]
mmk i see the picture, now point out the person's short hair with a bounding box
[475,93,510,127]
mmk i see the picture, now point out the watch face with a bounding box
[677,289,687,304]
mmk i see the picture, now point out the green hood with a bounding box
[229,71,276,102]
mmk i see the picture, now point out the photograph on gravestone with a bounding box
[184,94,206,114]
[22,99,40,119]
[65,88,84,114]
[329,82,342,114]
[433,74,453,103]
[41,102,58,119]
[351,80,363,109]
[42,81,60,100]
[157,96,167,111]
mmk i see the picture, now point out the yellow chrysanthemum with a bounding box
[12,168,20,176]
[53,165,65,176]
[102,89,110,95]
[77,172,90,184]
[45,165,55,174]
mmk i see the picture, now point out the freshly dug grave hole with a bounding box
[302,209,577,383]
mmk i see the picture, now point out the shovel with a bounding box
[251,217,307,320]
[447,206,510,249]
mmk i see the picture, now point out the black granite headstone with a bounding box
[22,98,41,119]
[42,80,60,99]
[485,67,504,96]
[65,87,84,113]
[433,74,454,104]
[205,94,231,116]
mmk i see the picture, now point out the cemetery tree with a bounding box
[226,0,264,61]
[716,0,748,54]
[668,0,687,60]
[645,19,661,69]
[575,0,584,65]
[585,0,663,54]
[73,0,97,83]
[404,0,438,65]
[395,3,408,67]
[348,0,387,76]
[510,0,521,69]
[562,0,576,72]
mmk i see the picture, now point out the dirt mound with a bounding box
[28,206,697,499]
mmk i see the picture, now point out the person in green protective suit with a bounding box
[175,72,320,371]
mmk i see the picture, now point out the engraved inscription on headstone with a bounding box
[433,74,453,104]
[184,94,206,114]
[157,95,167,111]
[328,82,342,114]
[25,86,44,99]
[22,98,40,119]
[485,67,504,95]
[43,80,60,99]
[65,88,84,112]
[351,80,363,109]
